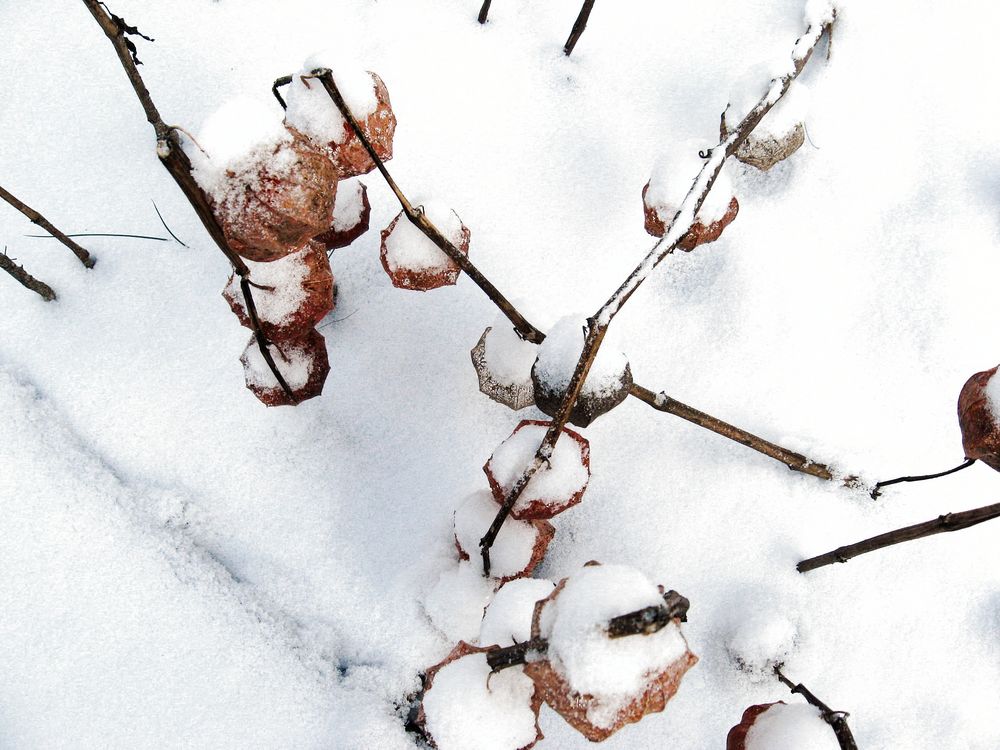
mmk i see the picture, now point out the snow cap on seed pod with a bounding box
[479,578,557,648]
[471,305,553,411]
[721,60,810,171]
[418,641,543,750]
[958,364,1000,471]
[223,241,334,342]
[484,420,590,520]
[423,560,498,644]
[192,99,338,262]
[727,702,840,750]
[643,138,739,249]
[531,315,632,428]
[314,179,371,251]
[454,491,554,583]
[380,203,470,291]
[284,55,396,178]
[523,562,697,742]
[240,328,330,407]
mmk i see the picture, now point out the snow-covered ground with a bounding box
[2,1,1000,747]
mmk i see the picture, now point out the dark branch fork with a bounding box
[0,184,95,268]
[775,666,859,750]
[797,500,1000,573]
[81,0,297,402]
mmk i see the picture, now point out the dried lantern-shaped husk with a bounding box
[958,365,1000,471]
[240,328,330,407]
[380,204,470,291]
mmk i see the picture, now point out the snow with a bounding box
[483,319,541,387]
[804,0,837,27]
[333,178,367,231]
[725,67,810,140]
[743,702,841,750]
[284,58,379,146]
[486,421,589,518]
[224,247,313,327]
[4,0,1000,748]
[645,139,736,228]
[382,201,465,272]
[725,608,798,680]
[422,651,538,750]
[454,490,544,580]
[480,578,557,647]
[241,335,316,390]
[537,564,690,728]
[984,367,1000,424]
[423,561,497,643]
[533,315,629,400]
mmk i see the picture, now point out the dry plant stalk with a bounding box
[0,249,57,301]
[774,667,859,750]
[0,184,95,268]
[564,0,597,57]
[81,0,297,402]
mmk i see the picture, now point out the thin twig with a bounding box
[272,74,292,110]
[152,199,189,247]
[0,184,95,268]
[0,248,57,301]
[871,458,975,499]
[797,501,1000,573]
[564,0,596,56]
[774,667,858,750]
[477,0,492,24]
[478,13,836,573]
[83,0,296,403]
[629,383,835,480]
[26,232,166,241]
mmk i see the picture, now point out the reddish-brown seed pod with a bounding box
[726,703,783,750]
[328,72,396,179]
[484,420,590,521]
[314,180,371,251]
[223,241,334,342]
[240,328,330,407]
[958,365,1000,471]
[523,566,698,742]
[417,641,543,750]
[643,182,740,250]
[218,128,337,263]
[380,205,471,291]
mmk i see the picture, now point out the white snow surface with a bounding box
[533,315,630,399]
[4,0,1000,748]
[480,578,557,647]
[487,422,590,517]
[537,564,689,729]
[484,322,540,387]
[423,561,497,644]
[285,57,379,146]
[645,139,736,227]
[422,651,538,750]
[454,490,542,580]
[383,201,466,272]
[743,702,841,750]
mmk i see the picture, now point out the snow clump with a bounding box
[743,702,840,750]
[423,560,497,643]
[479,578,557,647]
[453,491,553,582]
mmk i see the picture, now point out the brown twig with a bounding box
[774,667,859,750]
[629,383,835,480]
[0,248,57,301]
[82,0,296,402]
[0,184,95,268]
[871,458,975,499]
[797,501,1000,573]
[477,0,492,24]
[478,13,836,573]
[486,590,689,672]
[564,0,596,56]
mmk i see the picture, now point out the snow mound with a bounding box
[423,560,496,643]
[744,702,841,750]
[726,610,797,679]
[284,56,378,146]
[480,578,556,648]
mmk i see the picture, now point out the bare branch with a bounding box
[797,501,1000,573]
[774,667,859,750]
[629,383,835,480]
[0,184,95,268]
[0,249,57,301]
[564,0,596,56]
[477,0,492,24]
[871,458,976,499]
[82,0,297,403]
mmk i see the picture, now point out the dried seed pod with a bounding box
[218,128,338,262]
[380,204,470,291]
[454,491,554,583]
[313,180,371,251]
[958,365,1000,471]
[484,420,590,520]
[418,641,543,750]
[284,66,396,178]
[530,315,632,428]
[523,563,697,742]
[240,328,330,407]
[471,326,537,411]
[223,241,334,342]
[726,702,840,750]
[643,140,739,249]
[722,68,809,172]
